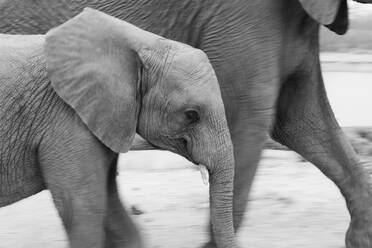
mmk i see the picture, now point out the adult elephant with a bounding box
[1,0,371,247]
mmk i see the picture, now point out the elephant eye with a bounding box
[184,109,200,125]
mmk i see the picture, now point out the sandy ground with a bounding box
[1,149,365,248]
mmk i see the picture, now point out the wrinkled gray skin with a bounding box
[0,9,237,248]
[1,0,372,247]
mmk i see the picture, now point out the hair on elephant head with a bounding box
[45,8,237,248]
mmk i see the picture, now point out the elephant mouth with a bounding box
[178,138,209,184]
[151,135,208,183]
[179,137,199,164]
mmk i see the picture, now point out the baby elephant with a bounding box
[0,8,237,248]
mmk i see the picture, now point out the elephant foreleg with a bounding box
[231,121,272,230]
[272,60,372,248]
[104,156,144,248]
[38,120,115,248]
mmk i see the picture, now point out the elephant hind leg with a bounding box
[271,62,372,248]
[104,155,144,248]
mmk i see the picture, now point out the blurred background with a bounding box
[0,1,372,248]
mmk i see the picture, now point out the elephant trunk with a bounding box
[201,128,238,248]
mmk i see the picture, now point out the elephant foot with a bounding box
[126,242,144,248]
[200,240,217,248]
[346,213,372,248]
[201,240,241,248]
[104,231,144,248]
[105,239,144,248]
[125,239,144,248]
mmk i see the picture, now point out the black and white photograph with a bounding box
[0,1,372,248]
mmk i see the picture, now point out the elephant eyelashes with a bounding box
[184,109,200,125]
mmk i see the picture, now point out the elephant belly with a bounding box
[0,162,45,207]
[0,109,47,207]
[0,116,46,207]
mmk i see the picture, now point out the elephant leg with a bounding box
[231,122,272,229]
[38,123,115,248]
[104,156,144,248]
[271,62,372,248]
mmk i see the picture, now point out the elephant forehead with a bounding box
[159,71,222,111]
[166,51,219,89]
[161,65,218,99]
[171,48,210,71]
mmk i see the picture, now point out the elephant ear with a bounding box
[298,0,348,34]
[45,8,158,153]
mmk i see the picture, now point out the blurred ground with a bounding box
[1,149,364,248]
